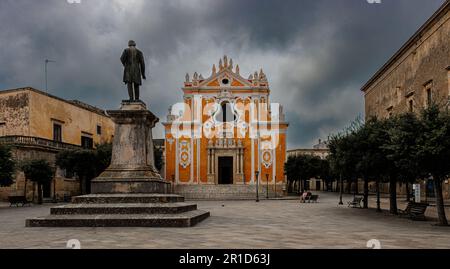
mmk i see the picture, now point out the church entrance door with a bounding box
[218,157,233,184]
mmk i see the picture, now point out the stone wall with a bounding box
[363,3,450,119]
[28,89,115,146]
[0,91,30,136]
[174,184,285,200]
[0,145,81,202]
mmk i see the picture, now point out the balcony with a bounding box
[0,136,81,151]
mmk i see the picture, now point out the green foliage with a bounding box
[327,104,450,224]
[56,143,112,193]
[21,159,53,184]
[284,154,325,192]
[154,146,163,172]
[384,113,422,182]
[0,145,15,187]
[21,159,54,204]
[416,104,450,179]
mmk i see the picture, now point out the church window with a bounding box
[215,101,237,123]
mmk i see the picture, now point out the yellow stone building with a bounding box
[361,1,450,199]
[0,87,114,201]
[163,57,289,198]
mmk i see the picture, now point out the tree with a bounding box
[384,113,422,202]
[0,145,15,187]
[154,145,163,172]
[56,143,163,195]
[329,131,360,203]
[359,117,395,211]
[21,160,54,204]
[56,144,112,195]
[284,155,299,193]
[416,104,450,226]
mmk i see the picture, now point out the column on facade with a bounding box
[236,148,240,174]
[251,138,255,183]
[241,148,244,175]
[207,148,211,174]
[175,138,179,184]
[211,148,215,174]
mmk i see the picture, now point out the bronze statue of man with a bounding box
[120,40,146,101]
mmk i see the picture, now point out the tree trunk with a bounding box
[339,175,343,205]
[406,182,411,202]
[376,179,381,212]
[80,175,87,195]
[23,178,28,199]
[354,178,359,196]
[433,178,448,226]
[37,183,43,205]
[389,176,398,215]
[363,177,369,209]
[346,180,351,194]
[32,182,36,203]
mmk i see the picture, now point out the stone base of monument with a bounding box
[26,100,210,228]
[26,194,210,227]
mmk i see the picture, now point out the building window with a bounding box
[426,88,432,107]
[53,123,62,142]
[81,135,93,149]
[97,125,102,135]
[217,101,236,123]
[0,122,5,137]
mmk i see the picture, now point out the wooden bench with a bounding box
[8,196,30,207]
[300,193,311,203]
[399,202,429,221]
[348,197,364,208]
[308,195,319,203]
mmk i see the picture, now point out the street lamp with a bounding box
[274,176,277,199]
[266,174,269,199]
[255,171,260,202]
[338,173,344,205]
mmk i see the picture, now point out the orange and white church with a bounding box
[163,56,288,198]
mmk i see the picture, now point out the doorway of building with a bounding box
[316,180,321,191]
[43,181,52,198]
[218,157,233,184]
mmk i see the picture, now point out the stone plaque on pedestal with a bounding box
[91,100,170,194]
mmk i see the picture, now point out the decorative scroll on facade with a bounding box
[179,140,191,169]
[262,149,273,169]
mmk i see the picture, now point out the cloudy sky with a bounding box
[0,0,445,148]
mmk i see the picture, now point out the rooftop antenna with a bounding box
[45,59,56,92]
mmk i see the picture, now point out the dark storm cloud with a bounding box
[0,0,446,148]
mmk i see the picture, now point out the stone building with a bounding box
[0,87,114,201]
[163,56,289,199]
[361,1,450,199]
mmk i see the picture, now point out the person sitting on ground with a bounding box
[300,191,309,203]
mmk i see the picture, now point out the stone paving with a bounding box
[0,192,449,249]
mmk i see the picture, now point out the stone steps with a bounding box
[26,210,210,227]
[174,184,279,200]
[72,194,185,204]
[50,203,197,215]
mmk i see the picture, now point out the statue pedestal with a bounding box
[91,100,170,194]
[26,100,209,227]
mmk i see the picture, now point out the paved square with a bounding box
[0,192,449,249]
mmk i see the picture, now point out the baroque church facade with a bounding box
[163,56,288,195]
